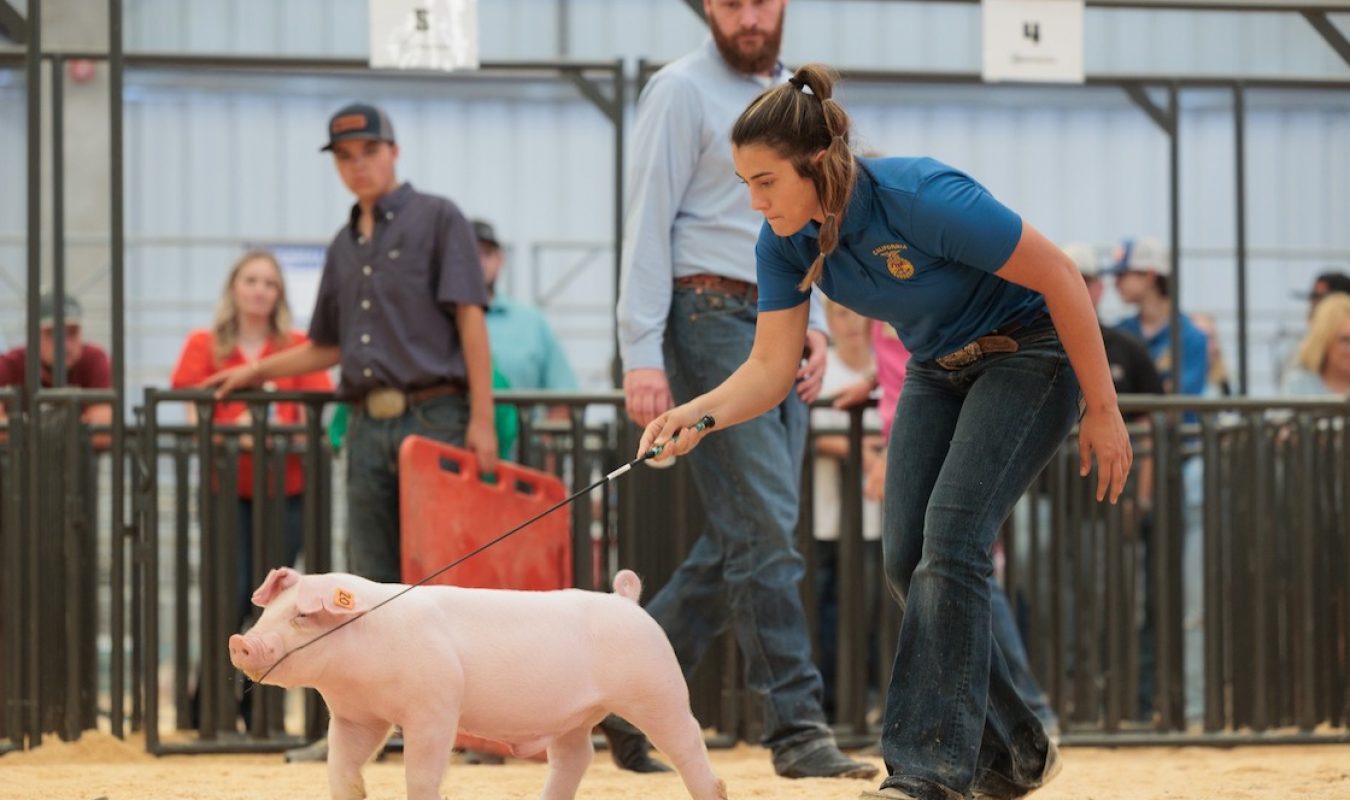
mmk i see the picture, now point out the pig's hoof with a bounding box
[598,716,671,773]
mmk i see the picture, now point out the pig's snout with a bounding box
[229,633,269,679]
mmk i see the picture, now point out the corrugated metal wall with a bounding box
[2,1,1349,398]
[123,0,1350,77]
[119,78,617,406]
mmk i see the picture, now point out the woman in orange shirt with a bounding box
[172,250,333,630]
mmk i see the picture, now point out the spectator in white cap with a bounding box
[1103,236,1208,396]
[1061,243,1163,408]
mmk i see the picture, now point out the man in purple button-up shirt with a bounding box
[207,103,497,585]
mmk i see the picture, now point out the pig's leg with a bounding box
[623,707,726,800]
[539,724,594,800]
[327,716,391,800]
[401,718,457,800]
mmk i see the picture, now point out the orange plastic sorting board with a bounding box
[398,435,572,762]
[399,435,572,592]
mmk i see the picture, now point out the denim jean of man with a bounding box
[880,317,1080,800]
[345,394,469,583]
[645,284,836,771]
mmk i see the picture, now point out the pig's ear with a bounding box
[295,576,367,620]
[252,567,302,607]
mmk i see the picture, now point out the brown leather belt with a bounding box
[675,273,758,304]
[935,316,1042,371]
[360,382,463,419]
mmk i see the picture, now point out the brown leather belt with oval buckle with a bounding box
[674,273,759,305]
[935,336,1020,370]
[362,382,463,420]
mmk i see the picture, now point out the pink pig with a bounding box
[229,567,726,800]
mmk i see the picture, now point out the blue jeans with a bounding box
[990,577,1059,738]
[645,285,833,770]
[345,394,469,583]
[880,318,1080,800]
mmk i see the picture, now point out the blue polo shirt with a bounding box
[756,157,1044,362]
[1115,314,1208,396]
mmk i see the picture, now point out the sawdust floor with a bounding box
[2,731,1348,799]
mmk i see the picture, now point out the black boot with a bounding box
[597,714,672,773]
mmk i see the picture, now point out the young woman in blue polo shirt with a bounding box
[639,64,1131,800]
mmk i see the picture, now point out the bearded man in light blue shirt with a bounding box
[611,0,874,783]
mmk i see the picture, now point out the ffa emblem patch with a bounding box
[873,243,914,280]
[334,588,355,610]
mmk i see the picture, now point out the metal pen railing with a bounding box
[2,389,1346,753]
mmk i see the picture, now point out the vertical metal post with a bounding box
[611,59,626,387]
[51,56,65,384]
[1295,414,1317,731]
[195,403,218,739]
[24,0,41,398]
[1104,490,1124,732]
[109,0,128,741]
[1,390,21,745]
[174,438,191,730]
[569,405,590,589]
[1167,82,1182,396]
[22,0,43,752]
[142,391,162,751]
[1341,411,1350,726]
[1202,415,1224,731]
[1150,410,1180,730]
[1049,450,1068,719]
[61,402,81,740]
[249,401,270,736]
[1249,410,1270,731]
[1232,84,1248,395]
[302,399,327,740]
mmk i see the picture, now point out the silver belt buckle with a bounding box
[364,387,408,419]
[936,341,983,371]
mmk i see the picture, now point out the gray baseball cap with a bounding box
[320,103,396,152]
[38,291,82,328]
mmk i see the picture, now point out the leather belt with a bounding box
[675,273,758,304]
[361,382,463,420]
[935,316,1043,371]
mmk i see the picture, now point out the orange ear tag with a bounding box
[334,588,355,610]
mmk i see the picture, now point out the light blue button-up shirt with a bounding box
[617,38,824,372]
[486,295,578,391]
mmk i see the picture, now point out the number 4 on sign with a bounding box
[982,0,1084,84]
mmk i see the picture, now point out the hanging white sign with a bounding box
[982,0,1085,84]
[369,0,479,72]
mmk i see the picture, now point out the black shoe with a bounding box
[597,714,672,773]
[971,740,1063,799]
[777,745,879,780]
